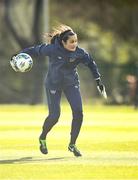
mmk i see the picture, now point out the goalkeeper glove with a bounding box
[10,54,19,72]
[96,78,107,99]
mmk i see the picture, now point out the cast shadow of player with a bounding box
[0,156,70,164]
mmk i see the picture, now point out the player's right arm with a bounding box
[21,43,54,57]
[10,44,54,71]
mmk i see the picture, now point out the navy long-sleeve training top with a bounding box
[22,38,100,90]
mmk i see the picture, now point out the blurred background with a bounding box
[0,0,138,106]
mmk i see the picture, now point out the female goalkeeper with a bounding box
[11,24,106,157]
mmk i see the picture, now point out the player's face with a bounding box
[62,34,78,52]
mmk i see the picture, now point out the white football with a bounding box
[15,53,33,72]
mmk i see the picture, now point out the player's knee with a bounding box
[73,109,83,121]
[49,113,60,123]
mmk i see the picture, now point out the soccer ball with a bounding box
[11,53,33,72]
[15,53,33,72]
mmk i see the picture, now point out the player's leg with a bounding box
[64,85,83,156]
[39,88,62,154]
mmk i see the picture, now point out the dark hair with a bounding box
[50,34,59,44]
[59,30,75,43]
[44,24,76,44]
[51,30,75,45]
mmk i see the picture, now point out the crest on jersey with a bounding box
[69,58,76,62]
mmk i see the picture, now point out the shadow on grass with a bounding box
[0,156,70,164]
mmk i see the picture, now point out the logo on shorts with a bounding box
[50,90,56,94]
[58,56,62,59]
[75,85,79,88]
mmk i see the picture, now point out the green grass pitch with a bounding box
[0,104,138,180]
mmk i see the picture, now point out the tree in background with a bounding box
[2,0,47,104]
